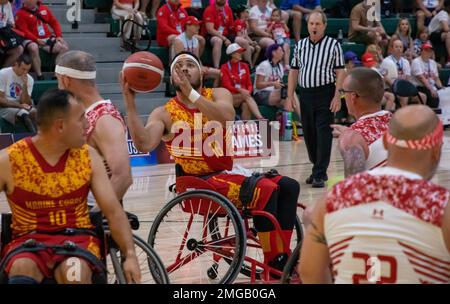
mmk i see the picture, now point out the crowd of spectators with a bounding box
[154,0,450,121]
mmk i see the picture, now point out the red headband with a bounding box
[385,119,443,150]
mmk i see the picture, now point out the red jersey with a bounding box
[15,2,62,42]
[220,60,252,94]
[6,138,93,237]
[164,88,233,175]
[85,100,126,140]
[201,4,234,37]
[156,2,188,47]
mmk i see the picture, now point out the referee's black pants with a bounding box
[298,84,335,180]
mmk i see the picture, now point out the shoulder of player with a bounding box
[91,114,126,139]
[212,87,232,100]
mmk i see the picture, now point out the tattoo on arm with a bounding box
[310,222,327,245]
[341,145,366,178]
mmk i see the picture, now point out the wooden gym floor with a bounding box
[1,133,450,283]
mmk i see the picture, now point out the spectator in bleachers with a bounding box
[0,0,24,67]
[366,43,384,64]
[254,43,300,118]
[139,0,160,19]
[249,0,276,51]
[411,42,444,108]
[361,52,396,111]
[414,27,432,57]
[267,8,290,71]
[173,16,221,87]
[221,43,264,120]
[279,0,312,42]
[0,53,36,132]
[15,0,69,80]
[234,5,261,68]
[428,0,450,67]
[391,18,414,61]
[381,39,427,107]
[416,0,444,33]
[344,51,361,70]
[348,1,389,49]
[112,0,145,49]
[156,0,205,55]
[202,0,250,69]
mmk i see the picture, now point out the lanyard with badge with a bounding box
[185,34,194,53]
[271,63,281,82]
[167,3,182,33]
[391,55,404,75]
[218,7,227,35]
[425,60,436,87]
[228,61,242,89]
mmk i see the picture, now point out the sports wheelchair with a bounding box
[0,211,169,284]
[147,166,305,284]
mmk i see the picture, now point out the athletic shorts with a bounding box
[2,233,102,278]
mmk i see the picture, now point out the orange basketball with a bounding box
[122,51,164,93]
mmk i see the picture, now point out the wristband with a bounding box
[188,89,201,103]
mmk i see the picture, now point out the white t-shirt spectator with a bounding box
[411,56,439,88]
[428,10,450,33]
[381,55,411,83]
[249,5,273,32]
[176,32,199,53]
[0,67,34,102]
[0,2,14,28]
[254,59,284,93]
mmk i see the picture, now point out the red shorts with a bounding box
[205,173,283,210]
[2,233,102,278]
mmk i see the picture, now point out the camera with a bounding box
[280,84,288,99]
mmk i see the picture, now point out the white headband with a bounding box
[170,54,201,74]
[55,65,96,79]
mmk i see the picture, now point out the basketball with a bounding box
[122,51,164,93]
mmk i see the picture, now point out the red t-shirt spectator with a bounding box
[202,4,234,37]
[15,1,62,42]
[234,19,248,36]
[156,2,188,47]
[220,60,252,94]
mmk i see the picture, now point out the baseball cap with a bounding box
[361,52,377,68]
[182,16,202,29]
[344,51,361,65]
[226,43,246,55]
[421,42,433,51]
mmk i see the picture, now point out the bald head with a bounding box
[56,50,96,86]
[389,105,439,141]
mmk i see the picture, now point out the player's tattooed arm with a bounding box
[310,222,327,245]
[341,145,366,178]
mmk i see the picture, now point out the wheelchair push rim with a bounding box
[148,190,247,284]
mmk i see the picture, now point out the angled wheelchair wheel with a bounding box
[223,214,303,281]
[280,240,302,284]
[148,190,246,284]
[107,234,169,284]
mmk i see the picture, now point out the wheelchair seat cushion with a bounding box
[1,233,102,279]
[177,172,283,210]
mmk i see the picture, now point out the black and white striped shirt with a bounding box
[291,36,345,88]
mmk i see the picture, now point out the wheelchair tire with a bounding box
[280,240,302,284]
[221,214,303,280]
[108,234,169,284]
[148,190,246,284]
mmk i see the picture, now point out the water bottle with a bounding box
[337,29,343,44]
[283,112,293,141]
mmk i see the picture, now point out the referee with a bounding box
[287,11,345,188]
